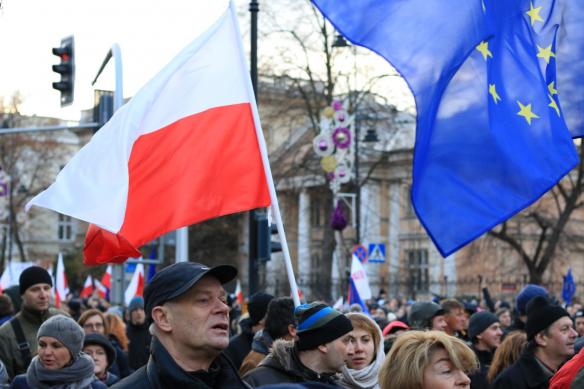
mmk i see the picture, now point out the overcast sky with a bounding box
[0,0,239,120]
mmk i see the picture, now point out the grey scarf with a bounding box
[26,353,96,389]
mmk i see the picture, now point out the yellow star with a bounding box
[548,81,558,95]
[517,101,540,125]
[548,94,560,116]
[537,45,556,64]
[476,41,493,61]
[489,84,502,104]
[526,2,544,26]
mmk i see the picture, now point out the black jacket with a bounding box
[108,335,131,378]
[223,318,255,369]
[126,321,151,370]
[469,346,493,389]
[243,340,341,387]
[491,350,551,389]
[110,336,250,389]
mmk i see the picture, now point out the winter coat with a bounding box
[223,318,255,370]
[491,349,551,389]
[0,306,61,378]
[549,347,584,389]
[11,374,107,389]
[469,346,493,389]
[126,322,151,370]
[239,329,273,376]
[107,335,131,378]
[110,336,250,389]
[243,340,341,387]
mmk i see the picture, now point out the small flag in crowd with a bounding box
[80,275,93,298]
[235,279,244,305]
[94,279,108,300]
[311,0,582,256]
[54,253,69,308]
[562,268,576,305]
[124,262,144,306]
[101,265,112,289]
[348,254,371,313]
[333,296,344,310]
[26,2,271,265]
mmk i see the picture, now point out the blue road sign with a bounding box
[368,243,386,263]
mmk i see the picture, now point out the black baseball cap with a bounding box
[144,261,237,322]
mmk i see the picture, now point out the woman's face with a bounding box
[422,348,470,389]
[82,314,105,335]
[83,345,108,377]
[346,328,375,370]
[38,336,72,370]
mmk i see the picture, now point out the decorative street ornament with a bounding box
[312,99,355,196]
[330,200,348,231]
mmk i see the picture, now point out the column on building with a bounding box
[429,245,443,297]
[388,182,401,297]
[297,189,311,299]
[444,253,457,297]
[360,182,382,296]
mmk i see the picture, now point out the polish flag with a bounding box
[235,279,243,305]
[26,2,271,265]
[124,263,144,306]
[80,275,94,298]
[95,279,108,300]
[54,253,69,308]
[100,265,112,290]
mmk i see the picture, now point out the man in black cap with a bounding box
[468,311,502,389]
[111,261,250,389]
[223,291,274,369]
[492,296,578,389]
[408,301,448,331]
[243,302,354,386]
[0,266,60,378]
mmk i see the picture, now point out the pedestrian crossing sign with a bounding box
[368,243,386,263]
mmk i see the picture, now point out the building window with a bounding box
[407,249,429,294]
[58,214,73,241]
[310,199,322,227]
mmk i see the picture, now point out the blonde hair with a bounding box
[105,313,129,351]
[487,331,527,383]
[346,313,382,354]
[378,330,478,389]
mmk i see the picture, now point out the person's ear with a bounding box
[317,343,329,354]
[288,324,297,339]
[534,331,547,348]
[151,306,172,333]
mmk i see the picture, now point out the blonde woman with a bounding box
[379,330,478,389]
[338,313,385,389]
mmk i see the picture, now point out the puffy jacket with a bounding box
[126,321,151,370]
[549,347,584,389]
[110,336,250,389]
[243,340,340,387]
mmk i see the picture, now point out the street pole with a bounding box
[354,119,361,244]
[248,0,261,296]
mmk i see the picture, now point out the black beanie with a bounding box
[19,266,53,295]
[468,311,499,340]
[295,303,353,351]
[525,296,569,341]
[248,292,274,325]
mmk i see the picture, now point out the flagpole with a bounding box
[229,1,301,307]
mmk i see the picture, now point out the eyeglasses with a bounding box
[83,322,104,330]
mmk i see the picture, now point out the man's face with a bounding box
[22,283,51,311]
[432,315,448,332]
[165,276,230,356]
[575,317,584,337]
[130,308,146,325]
[539,316,577,360]
[477,322,503,350]
[322,335,354,373]
[445,308,466,332]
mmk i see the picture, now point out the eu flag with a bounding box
[562,268,576,305]
[312,0,580,256]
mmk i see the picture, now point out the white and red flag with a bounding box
[26,3,271,265]
[124,263,144,306]
[95,279,108,300]
[54,253,69,308]
[100,265,112,290]
[235,279,244,305]
[80,275,94,298]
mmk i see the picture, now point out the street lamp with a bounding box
[354,115,378,244]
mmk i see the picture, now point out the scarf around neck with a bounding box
[26,353,96,389]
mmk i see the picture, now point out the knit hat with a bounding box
[128,296,144,313]
[295,303,353,351]
[516,284,548,315]
[38,315,85,358]
[19,266,53,295]
[83,333,117,368]
[248,292,274,325]
[408,302,445,330]
[525,296,569,340]
[468,311,499,340]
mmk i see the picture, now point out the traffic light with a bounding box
[52,36,75,106]
[269,224,282,254]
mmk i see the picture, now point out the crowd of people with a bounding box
[0,262,583,388]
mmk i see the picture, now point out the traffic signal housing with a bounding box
[52,36,75,106]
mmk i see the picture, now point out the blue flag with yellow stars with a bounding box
[311,0,581,256]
